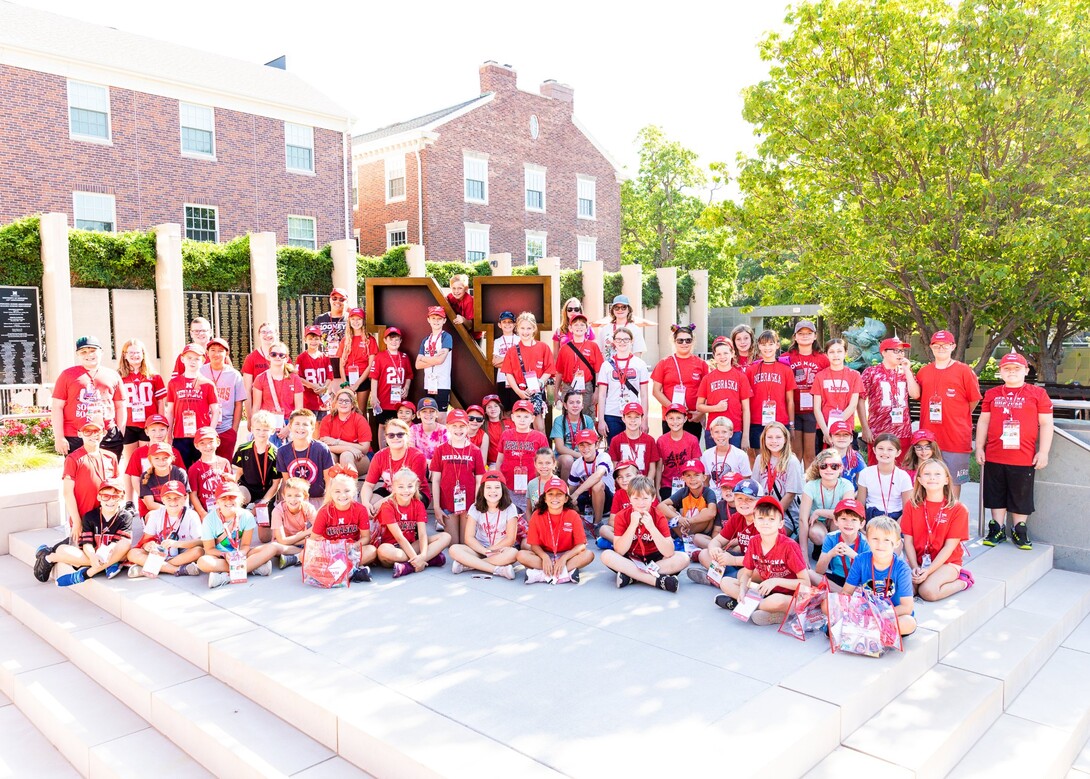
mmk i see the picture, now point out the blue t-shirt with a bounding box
[275,440,335,498]
[845,551,913,605]
[201,508,257,552]
[549,414,595,449]
[821,530,871,578]
[840,452,865,487]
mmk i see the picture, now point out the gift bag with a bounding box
[302,537,351,589]
[828,589,903,657]
[779,579,828,641]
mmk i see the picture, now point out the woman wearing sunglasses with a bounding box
[651,324,708,439]
[797,448,857,559]
[360,418,431,512]
[250,341,304,447]
[552,298,595,356]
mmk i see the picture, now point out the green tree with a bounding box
[722,0,1090,373]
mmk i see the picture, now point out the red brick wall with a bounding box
[0,64,348,246]
[354,151,420,255]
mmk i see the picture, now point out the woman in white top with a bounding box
[597,295,653,360]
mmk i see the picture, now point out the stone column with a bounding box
[581,260,604,327]
[330,239,358,308]
[690,269,710,355]
[489,252,512,277]
[620,264,644,319]
[249,232,279,349]
[153,223,184,374]
[40,213,75,382]
[406,245,426,277]
[656,266,678,363]
[538,257,561,339]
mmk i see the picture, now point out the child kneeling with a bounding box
[601,476,687,592]
[449,471,520,580]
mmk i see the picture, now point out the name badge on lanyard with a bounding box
[348,367,360,385]
[453,483,467,512]
[513,467,528,493]
[929,398,943,423]
[800,392,814,412]
[672,477,685,493]
[890,406,905,425]
[228,550,247,583]
[525,372,541,393]
[131,403,146,423]
[672,386,687,406]
[762,400,776,425]
[390,381,402,403]
[572,371,585,392]
[181,410,197,437]
[1002,419,1020,449]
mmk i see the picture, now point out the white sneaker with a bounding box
[208,571,230,589]
[253,561,272,576]
[127,565,143,579]
[494,564,515,580]
[525,568,547,585]
[451,560,466,575]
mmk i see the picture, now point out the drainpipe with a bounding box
[415,147,424,245]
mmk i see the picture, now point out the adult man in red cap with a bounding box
[915,330,982,500]
[860,337,920,464]
[314,287,349,375]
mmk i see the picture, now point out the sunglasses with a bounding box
[270,352,288,358]
[819,462,843,470]
[914,442,933,449]
[675,338,693,344]
[386,432,406,439]
[567,307,581,312]
[331,297,347,302]
[468,415,485,422]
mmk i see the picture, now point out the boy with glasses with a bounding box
[36,478,133,586]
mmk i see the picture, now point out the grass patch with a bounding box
[0,444,62,473]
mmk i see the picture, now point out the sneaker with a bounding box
[687,567,712,587]
[656,574,679,593]
[56,568,88,587]
[958,568,975,590]
[351,565,372,583]
[569,568,580,584]
[714,594,738,611]
[253,561,272,576]
[175,563,199,577]
[672,536,685,552]
[616,572,633,589]
[392,562,413,579]
[451,560,466,575]
[127,565,143,579]
[105,563,122,579]
[689,549,702,564]
[596,536,613,550]
[207,571,230,589]
[427,553,446,568]
[1012,523,1032,550]
[751,610,782,626]
[33,545,55,583]
[525,568,547,585]
[983,520,1006,546]
[493,564,515,580]
[278,554,299,570]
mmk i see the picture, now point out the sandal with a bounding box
[958,568,975,590]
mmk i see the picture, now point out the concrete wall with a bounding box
[1032,421,1090,574]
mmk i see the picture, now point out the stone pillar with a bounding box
[656,266,678,363]
[620,264,644,319]
[581,260,604,328]
[690,269,710,355]
[406,245,426,277]
[153,223,184,374]
[249,232,279,349]
[330,239,358,309]
[40,212,75,382]
[488,252,512,277]
[538,257,561,339]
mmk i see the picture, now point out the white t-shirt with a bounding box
[701,446,752,500]
[596,356,650,418]
[469,504,521,548]
[142,507,202,557]
[857,465,913,514]
[418,331,453,391]
[598,322,647,360]
[566,451,616,493]
[493,335,518,386]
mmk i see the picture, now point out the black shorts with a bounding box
[374,409,399,425]
[122,426,149,446]
[825,572,847,588]
[425,389,451,412]
[983,461,1036,516]
[794,411,818,434]
[749,424,765,450]
[576,487,613,513]
[497,385,520,412]
[631,550,665,565]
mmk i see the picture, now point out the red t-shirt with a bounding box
[364,447,431,501]
[340,334,379,375]
[527,508,585,553]
[745,360,797,425]
[501,341,554,389]
[860,364,913,438]
[120,372,166,429]
[785,351,829,413]
[497,429,549,490]
[916,361,983,453]
[296,351,333,411]
[125,444,185,477]
[52,365,125,437]
[484,419,514,463]
[608,433,661,476]
[166,375,219,439]
[241,350,269,382]
[372,350,413,409]
[981,384,1054,466]
[743,532,807,584]
[554,339,605,385]
[813,366,864,422]
[319,412,371,445]
[656,432,702,490]
[312,501,370,543]
[430,442,486,512]
[612,505,671,560]
[447,292,475,326]
[172,351,210,377]
[252,372,303,416]
[718,513,762,557]
[375,498,427,545]
[651,354,710,412]
[63,447,120,518]
[187,457,231,510]
[696,367,753,431]
[901,500,969,566]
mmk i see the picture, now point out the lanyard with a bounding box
[922,501,943,556]
[671,354,685,396]
[871,558,893,598]
[1001,385,1027,417]
[267,373,286,414]
[875,468,896,511]
[159,510,183,542]
[819,482,836,510]
[427,333,442,356]
[567,417,582,446]
[839,533,860,577]
[222,516,241,549]
[765,458,779,495]
[254,444,271,486]
[546,510,564,551]
[485,508,501,546]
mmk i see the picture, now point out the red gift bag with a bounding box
[778,579,829,641]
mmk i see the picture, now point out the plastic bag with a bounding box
[779,579,828,641]
[827,589,903,657]
[302,537,350,589]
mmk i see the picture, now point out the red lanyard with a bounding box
[223,516,241,549]
[839,533,860,577]
[871,558,893,598]
[614,356,632,381]
[427,334,442,356]
[875,468,895,511]
[819,482,836,509]
[765,461,778,495]
[714,448,728,477]
[546,510,564,551]
[159,510,182,542]
[485,508,501,546]
[567,418,581,445]
[254,445,270,486]
[922,501,943,555]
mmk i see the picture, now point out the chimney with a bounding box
[480,61,517,95]
[540,79,574,111]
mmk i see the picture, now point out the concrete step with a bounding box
[0,467,63,556]
[804,746,913,778]
[964,542,1054,604]
[0,690,81,778]
[1071,731,1090,777]
[842,665,1003,779]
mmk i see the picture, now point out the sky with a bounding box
[14,0,789,188]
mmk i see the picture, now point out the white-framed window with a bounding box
[464,152,488,204]
[288,216,317,249]
[184,204,218,242]
[72,192,116,232]
[525,164,546,212]
[577,235,597,268]
[180,102,215,158]
[386,220,408,248]
[67,80,111,142]
[525,230,546,265]
[385,155,406,203]
[465,222,490,262]
[577,175,596,219]
[285,122,314,173]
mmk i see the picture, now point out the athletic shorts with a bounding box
[630,550,665,565]
[424,389,450,412]
[944,451,972,486]
[825,571,847,588]
[122,426,149,446]
[374,409,399,425]
[576,487,613,514]
[749,424,766,450]
[982,461,1036,516]
[794,411,819,434]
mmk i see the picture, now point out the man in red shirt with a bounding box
[51,335,127,459]
[860,338,920,465]
[976,352,1053,550]
[170,318,213,377]
[916,330,982,500]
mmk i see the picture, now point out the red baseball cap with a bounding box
[930,330,956,345]
[148,442,174,457]
[613,459,638,476]
[719,471,745,490]
[194,427,219,443]
[543,477,569,495]
[145,414,169,428]
[348,307,365,319]
[447,409,468,425]
[664,403,688,416]
[712,335,731,348]
[384,326,402,338]
[755,495,783,513]
[621,402,644,416]
[681,459,706,475]
[397,400,416,413]
[482,470,506,485]
[828,420,853,437]
[910,429,937,446]
[569,313,588,324]
[482,394,501,407]
[466,404,485,417]
[879,338,910,351]
[215,481,242,500]
[181,342,206,357]
[304,326,322,337]
[511,400,534,415]
[330,287,348,298]
[999,352,1028,368]
[574,428,598,446]
[159,480,188,498]
[833,498,866,519]
[208,337,231,352]
[97,478,126,495]
[427,306,446,318]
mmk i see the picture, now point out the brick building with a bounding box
[352,62,622,269]
[0,2,352,248]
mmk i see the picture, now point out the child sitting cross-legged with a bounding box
[814,498,869,591]
[449,471,520,580]
[600,476,687,592]
[310,468,377,583]
[126,480,202,577]
[37,478,134,586]
[272,477,316,569]
[688,476,761,587]
[517,478,595,584]
[841,515,917,637]
[374,467,451,578]
[196,481,282,589]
